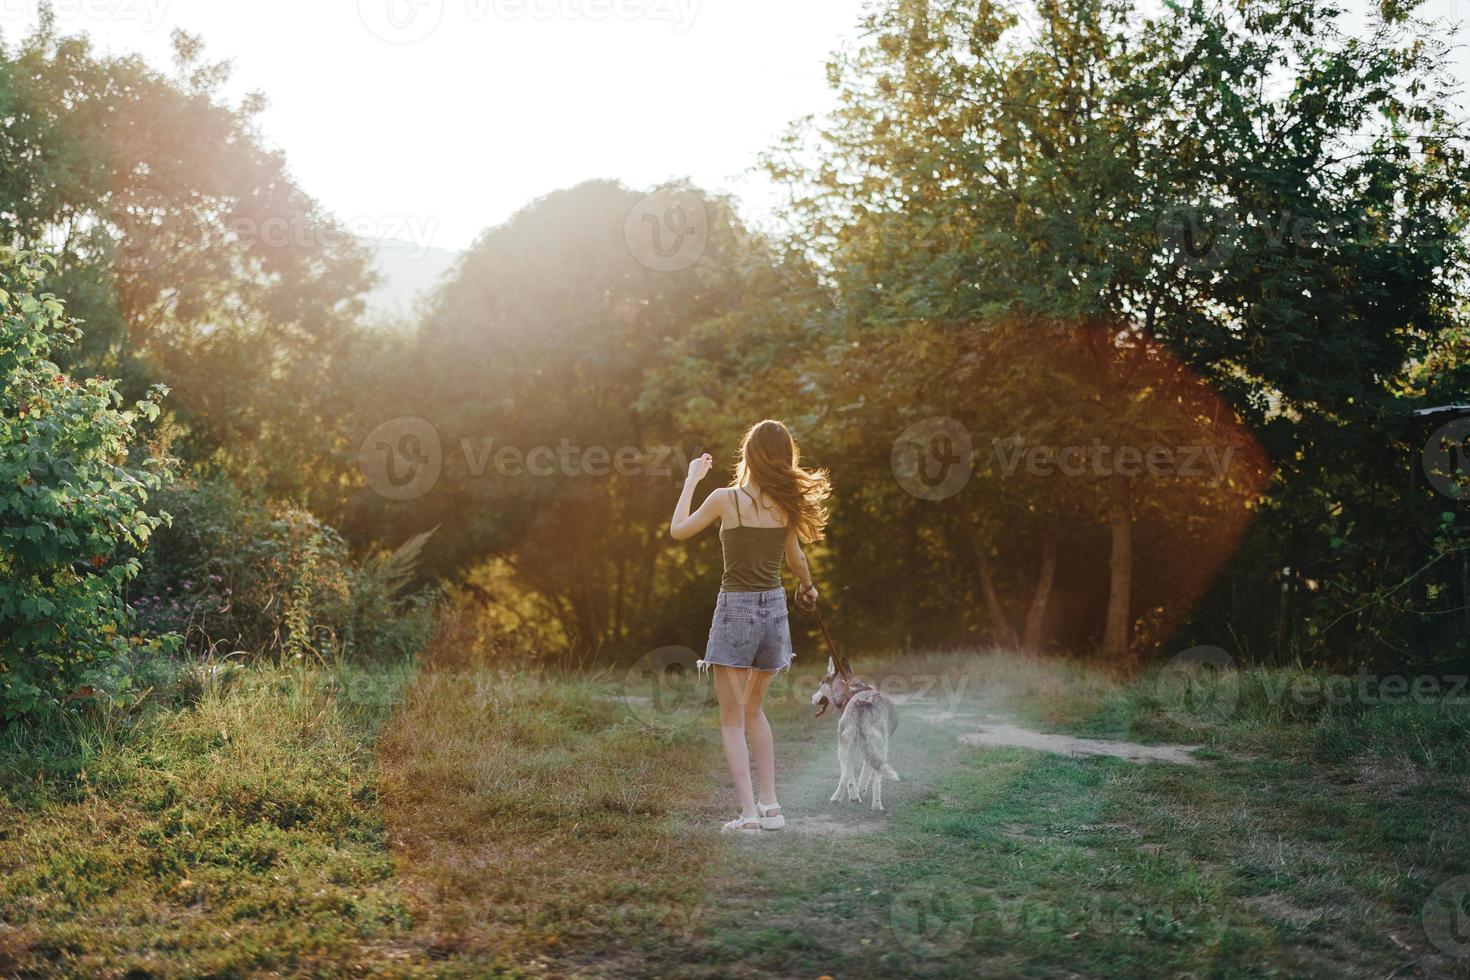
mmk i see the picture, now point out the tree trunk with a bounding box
[976,550,1019,649]
[1102,474,1133,659]
[964,522,1017,648]
[1023,520,1057,653]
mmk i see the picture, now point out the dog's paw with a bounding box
[829,790,844,803]
[846,783,862,803]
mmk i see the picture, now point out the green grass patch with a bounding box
[0,659,421,977]
[2,648,1466,977]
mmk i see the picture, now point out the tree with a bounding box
[767,0,1470,663]
[363,180,794,657]
[0,18,375,508]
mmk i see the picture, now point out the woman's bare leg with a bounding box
[713,666,758,817]
[743,671,779,806]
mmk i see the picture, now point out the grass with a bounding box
[2,639,1467,977]
[0,658,422,977]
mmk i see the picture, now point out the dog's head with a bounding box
[810,655,857,718]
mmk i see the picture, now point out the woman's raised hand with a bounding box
[687,452,713,483]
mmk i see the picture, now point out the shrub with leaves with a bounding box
[0,249,174,719]
[134,476,440,661]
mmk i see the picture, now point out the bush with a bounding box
[133,476,439,661]
[0,249,175,720]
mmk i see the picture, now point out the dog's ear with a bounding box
[839,657,854,680]
[827,656,837,676]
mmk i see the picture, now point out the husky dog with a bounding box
[811,656,900,811]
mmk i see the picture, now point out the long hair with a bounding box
[731,419,830,543]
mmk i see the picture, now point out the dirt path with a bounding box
[957,720,1203,765]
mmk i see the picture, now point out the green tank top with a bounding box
[719,487,788,592]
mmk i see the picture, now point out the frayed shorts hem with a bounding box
[696,658,793,680]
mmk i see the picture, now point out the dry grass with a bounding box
[374,618,721,973]
[3,637,1466,977]
[0,660,420,977]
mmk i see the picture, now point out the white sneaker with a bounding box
[721,815,761,834]
[756,802,785,830]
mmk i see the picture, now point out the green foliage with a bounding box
[5,1,1466,672]
[361,179,789,656]
[0,21,376,508]
[0,248,175,719]
[753,0,1470,664]
[133,476,439,662]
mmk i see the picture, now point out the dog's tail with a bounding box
[856,716,900,782]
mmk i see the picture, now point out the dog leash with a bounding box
[798,591,847,673]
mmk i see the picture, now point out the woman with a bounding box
[669,420,830,833]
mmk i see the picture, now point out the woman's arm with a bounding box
[669,453,725,540]
[786,526,818,607]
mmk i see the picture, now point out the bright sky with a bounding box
[0,0,873,251]
[0,0,1465,253]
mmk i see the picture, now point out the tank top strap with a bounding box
[742,486,761,518]
[731,486,742,527]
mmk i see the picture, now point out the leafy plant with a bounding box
[134,476,439,661]
[0,248,175,719]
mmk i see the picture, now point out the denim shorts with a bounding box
[698,588,793,673]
